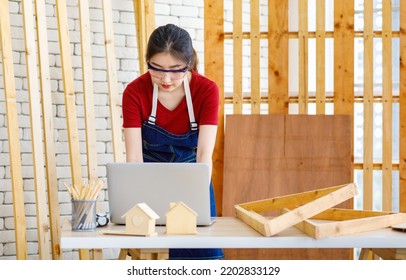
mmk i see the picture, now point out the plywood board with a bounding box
[223,115,353,259]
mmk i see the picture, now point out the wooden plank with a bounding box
[0,0,27,260]
[334,0,354,115]
[102,0,124,163]
[79,0,97,182]
[298,0,308,114]
[268,0,289,114]
[239,183,355,212]
[56,0,83,187]
[235,183,357,236]
[224,30,401,40]
[133,0,155,74]
[250,0,260,114]
[382,0,393,211]
[333,0,354,214]
[233,0,243,114]
[400,0,406,212]
[310,208,393,220]
[296,210,406,239]
[315,0,326,114]
[204,0,224,215]
[22,0,50,260]
[34,0,61,260]
[363,0,373,210]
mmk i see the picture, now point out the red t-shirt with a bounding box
[122,71,219,135]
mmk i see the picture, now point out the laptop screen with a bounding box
[106,162,213,226]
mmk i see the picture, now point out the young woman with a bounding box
[122,24,224,260]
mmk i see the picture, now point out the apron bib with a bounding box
[141,75,224,260]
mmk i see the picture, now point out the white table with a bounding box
[61,217,406,250]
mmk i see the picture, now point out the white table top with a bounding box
[60,217,406,249]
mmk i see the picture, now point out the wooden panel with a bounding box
[133,0,155,74]
[34,0,61,259]
[102,0,124,162]
[250,0,260,114]
[223,115,353,259]
[56,0,83,186]
[382,1,392,211]
[316,0,326,114]
[334,0,354,115]
[233,0,243,114]
[0,0,27,260]
[79,0,97,181]
[298,0,308,114]
[22,0,51,259]
[268,0,289,114]
[363,0,373,210]
[204,0,224,215]
[400,0,406,212]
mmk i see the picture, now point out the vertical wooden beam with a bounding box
[22,0,50,259]
[363,0,373,210]
[298,0,308,114]
[34,0,61,259]
[134,0,155,74]
[233,0,243,114]
[316,0,326,115]
[102,0,124,163]
[400,0,406,212]
[250,0,261,114]
[334,0,354,193]
[56,0,88,260]
[56,0,83,186]
[0,0,27,260]
[333,0,354,116]
[382,0,393,212]
[205,0,224,215]
[268,0,289,114]
[79,0,97,182]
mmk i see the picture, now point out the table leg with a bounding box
[118,249,169,260]
[359,248,373,260]
[79,249,91,260]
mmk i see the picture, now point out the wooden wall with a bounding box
[205,0,405,216]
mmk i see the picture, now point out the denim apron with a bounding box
[141,76,224,260]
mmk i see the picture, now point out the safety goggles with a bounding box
[147,62,188,80]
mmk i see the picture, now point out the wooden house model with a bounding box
[166,201,198,235]
[121,203,159,236]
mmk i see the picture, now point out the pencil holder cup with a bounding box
[71,200,97,231]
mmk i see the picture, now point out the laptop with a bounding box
[106,162,214,226]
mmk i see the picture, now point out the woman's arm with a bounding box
[196,125,218,177]
[124,127,143,162]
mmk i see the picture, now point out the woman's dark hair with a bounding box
[146,24,198,71]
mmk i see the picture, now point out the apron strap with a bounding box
[183,75,198,130]
[148,82,159,125]
[149,75,198,130]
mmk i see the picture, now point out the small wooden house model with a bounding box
[121,203,159,236]
[166,201,198,235]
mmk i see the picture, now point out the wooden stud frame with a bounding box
[291,208,406,239]
[234,183,357,237]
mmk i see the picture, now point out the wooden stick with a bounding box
[102,0,124,162]
[0,0,27,259]
[35,0,61,260]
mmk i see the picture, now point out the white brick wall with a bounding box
[0,0,210,260]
